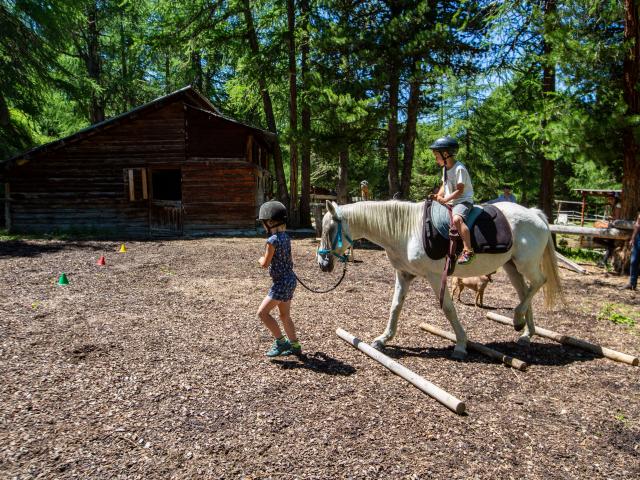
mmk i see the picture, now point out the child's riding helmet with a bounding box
[429,136,459,154]
[258,200,288,222]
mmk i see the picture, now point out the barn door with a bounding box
[149,168,183,236]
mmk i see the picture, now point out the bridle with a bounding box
[317,211,353,263]
[293,209,353,294]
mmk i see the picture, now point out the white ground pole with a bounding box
[486,312,639,367]
[336,328,466,415]
[419,323,528,371]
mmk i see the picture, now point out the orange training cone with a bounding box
[118,244,127,253]
[97,256,106,266]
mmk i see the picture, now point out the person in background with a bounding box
[620,207,640,291]
[360,180,370,200]
[488,185,517,204]
[597,193,622,268]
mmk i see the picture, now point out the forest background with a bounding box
[1,0,639,227]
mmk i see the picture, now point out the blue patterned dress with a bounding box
[266,232,297,301]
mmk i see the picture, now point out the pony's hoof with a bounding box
[371,340,385,351]
[517,335,531,347]
[451,348,467,361]
[513,319,526,332]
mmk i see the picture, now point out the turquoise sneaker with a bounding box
[265,338,291,357]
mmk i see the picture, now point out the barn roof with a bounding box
[1,86,276,168]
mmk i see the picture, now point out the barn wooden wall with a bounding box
[7,102,185,236]
[182,106,269,233]
[4,96,272,237]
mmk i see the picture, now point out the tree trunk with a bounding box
[241,0,289,206]
[337,149,349,204]
[164,50,171,94]
[622,0,640,219]
[190,48,204,93]
[287,0,299,226]
[539,0,556,220]
[85,1,104,124]
[119,18,133,110]
[387,59,401,198]
[400,64,421,198]
[0,92,9,127]
[299,0,311,227]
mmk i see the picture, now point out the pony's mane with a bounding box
[341,200,423,239]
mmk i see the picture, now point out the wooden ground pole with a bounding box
[419,323,528,371]
[336,328,466,414]
[486,312,639,366]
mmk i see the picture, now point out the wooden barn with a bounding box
[0,86,275,237]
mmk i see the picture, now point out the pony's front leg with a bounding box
[425,271,468,359]
[372,270,415,350]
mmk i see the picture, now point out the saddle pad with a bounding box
[422,201,513,260]
[431,202,483,239]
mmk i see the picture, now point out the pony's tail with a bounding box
[534,209,563,309]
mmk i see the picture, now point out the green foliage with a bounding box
[597,303,638,328]
[556,245,603,264]
[0,0,635,219]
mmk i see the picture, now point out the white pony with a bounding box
[317,200,562,359]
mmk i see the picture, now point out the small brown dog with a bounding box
[452,273,493,307]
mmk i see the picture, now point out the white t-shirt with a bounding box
[442,161,474,205]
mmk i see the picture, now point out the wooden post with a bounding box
[419,323,528,371]
[141,169,148,200]
[580,191,586,226]
[312,203,324,238]
[4,182,10,232]
[486,312,639,366]
[336,328,466,414]
[128,169,135,201]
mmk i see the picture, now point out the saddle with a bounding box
[422,200,513,264]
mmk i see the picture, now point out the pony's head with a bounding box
[317,201,352,272]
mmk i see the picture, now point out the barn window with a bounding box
[124,168,148,201]
[151,169,181,201]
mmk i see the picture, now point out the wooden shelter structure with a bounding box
[572,188,623,226]
[0,87,275,237]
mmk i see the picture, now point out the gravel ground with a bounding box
[0,236,639,479]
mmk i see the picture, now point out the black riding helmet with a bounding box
[429,136,459,155]
[258,200,288,223]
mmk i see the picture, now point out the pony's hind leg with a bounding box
[372,270,415,350]
[504,260,545,345]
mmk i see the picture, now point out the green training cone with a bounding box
[57,273,69,286]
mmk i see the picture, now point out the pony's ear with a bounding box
[326,200,339,219]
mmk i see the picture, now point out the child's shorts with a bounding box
[452,202,473,220]
[269,275,297,302]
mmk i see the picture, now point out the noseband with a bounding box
[317,213,353,263]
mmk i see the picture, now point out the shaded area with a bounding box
[271,351,356,376]
[383,341,603,367]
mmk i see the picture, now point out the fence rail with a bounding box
[553,209,608,225]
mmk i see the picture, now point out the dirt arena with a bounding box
[1,237,639,479]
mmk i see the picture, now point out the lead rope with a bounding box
[294,258,348,294]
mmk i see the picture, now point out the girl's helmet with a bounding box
[258,201,287,222]
[429,136,459,154]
